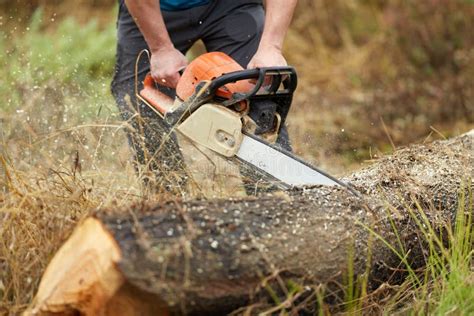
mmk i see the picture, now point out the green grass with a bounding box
[0,8,123,176]
[243,184,472,315]
[424,185,473,315]
[351,183,474,315]
[0,8,116,117]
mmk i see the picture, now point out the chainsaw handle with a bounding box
[207,67,297,102]
[139,74,175,115]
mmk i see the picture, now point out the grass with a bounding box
[236,184,473,315]
[405,185,473,315]
[0,2,473,314]
[0,8,115,113]
[345,184,474,316]
[259,183,472,315]
[0,10,142,313]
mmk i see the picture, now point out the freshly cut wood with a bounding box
[27,131,473,315]
[25,218,170,316]
[26,218,124,315]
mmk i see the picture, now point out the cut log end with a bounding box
[25,218,169,316]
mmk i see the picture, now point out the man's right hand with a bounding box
[150,47,188,89]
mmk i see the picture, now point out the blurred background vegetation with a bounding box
[0,0,473,313]
[1,0,473,170]
[1,0,472,171]
[288,0,473,164]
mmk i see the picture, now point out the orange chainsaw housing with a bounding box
[140,52,254,115]
[141,74,174,114]
[176,52,253,109]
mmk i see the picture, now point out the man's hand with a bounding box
[150,47,188,88]
[247,45,287,69]
[248,0,297,68]
[124,0,186,88]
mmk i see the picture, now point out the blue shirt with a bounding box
[160,0,211,11]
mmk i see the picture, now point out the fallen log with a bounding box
[26,131,473,315]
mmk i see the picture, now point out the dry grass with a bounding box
[0,22,251,312]
[0,101,143,313]
[0,94,250,314]
[0,157,134,313]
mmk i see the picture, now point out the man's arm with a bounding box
[247,0,298,68]
[124,0,187,88]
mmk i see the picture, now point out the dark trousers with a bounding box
[111,0,290,193]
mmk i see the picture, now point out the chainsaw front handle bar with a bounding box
[208,67,298,105]
[166,67,298,125]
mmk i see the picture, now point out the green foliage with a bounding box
[363,183,474,315]
[25,9,115,82]
[0,8,116,114]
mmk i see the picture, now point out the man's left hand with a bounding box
[247,45,287,69]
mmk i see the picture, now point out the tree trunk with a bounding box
[26,131,473,315]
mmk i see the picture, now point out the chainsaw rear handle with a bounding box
[139,74,175,116]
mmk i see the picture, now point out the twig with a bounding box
[380,117,396,151]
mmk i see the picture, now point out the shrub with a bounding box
[0,9,116,114]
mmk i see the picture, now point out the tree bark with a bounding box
[26,131,473,315]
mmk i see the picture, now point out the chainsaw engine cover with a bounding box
[176,52,253,107]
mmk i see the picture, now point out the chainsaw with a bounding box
[137,51,355,193]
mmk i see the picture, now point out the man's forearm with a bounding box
[260,0,298,50]
[124,0,172,53]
